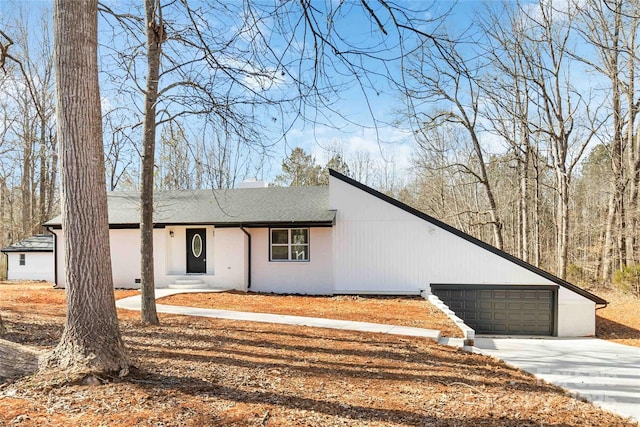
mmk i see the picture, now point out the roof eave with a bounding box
[47,220,336,230]
[1,248,54,253]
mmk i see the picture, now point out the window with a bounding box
[19,253,25,266]
[270,228,309,261]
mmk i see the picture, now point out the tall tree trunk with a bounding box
[519,149,530,263]
[38,122,48,228]
[602,97,625,278]
[533,158,541,268]
[602,191,617,282]
[556,174,570,279]
[21,110,33,238]
[629,126,640,265]
[41,0,129,377]
[47,132,58,220]
[468,131,504,250]
[626,67,639,266]
[617,195,627,268]
[140,0,163,325]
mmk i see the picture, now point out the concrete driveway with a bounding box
[475,337,640,424]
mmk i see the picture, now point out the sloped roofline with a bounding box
[329,169,607,305]
[0,234,54,253]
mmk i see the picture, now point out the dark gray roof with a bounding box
[45,186,335,227]
[1,234,54,252]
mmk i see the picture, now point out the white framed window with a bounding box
[270,228,309,262]
[19,253,26,266]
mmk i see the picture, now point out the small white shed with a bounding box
[1,234,55,282]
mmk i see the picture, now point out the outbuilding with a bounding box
[45,170,605,337]
[1,234,55,282]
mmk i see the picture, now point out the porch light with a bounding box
[169,230,174,238]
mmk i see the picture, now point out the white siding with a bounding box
[250,227,333,294]
[52,229,65,287]
[110,229,143,287]
[55,226,246,290]
[54,228,144,288]
[329,175,596,337]
[557,287,596,336]
[211,228,247,290]
[6,251,54,282]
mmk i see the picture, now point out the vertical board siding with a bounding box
[329,175,596,336]
[332,217,428,293]
[330,176,570,293]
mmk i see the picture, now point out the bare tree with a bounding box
[404,40,505,249]
[158,122,193,190]
[138,0,163,325]
[0,9,57,240]
[520,1,603,279]
[480,2,540,264]
[97,0,453,322]
[574,0,640,280]
[350,151,377,186]
[104,107,138,191]
[40,0,129,378]
[410,125,471,232]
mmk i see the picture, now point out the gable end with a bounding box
[328,169,606,305]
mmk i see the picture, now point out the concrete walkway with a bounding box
[475,337,640,424]
[116,289,442,340]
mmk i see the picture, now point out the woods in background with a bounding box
[1,0,640,292]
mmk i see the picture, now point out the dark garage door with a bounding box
[431,285,557,336]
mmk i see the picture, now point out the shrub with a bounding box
[613,264,640,296]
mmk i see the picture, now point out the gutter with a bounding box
[45,226,58,287]
[240,226,251,290]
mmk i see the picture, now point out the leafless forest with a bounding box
[1,0,640,291]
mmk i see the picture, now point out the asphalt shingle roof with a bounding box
[45,186,335,227]
[1,234,54,252]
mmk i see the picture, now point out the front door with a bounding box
[186,228,206,273]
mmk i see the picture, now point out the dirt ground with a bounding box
[595,289,640,348]
[159,291,464,338]
[0,282,637,426]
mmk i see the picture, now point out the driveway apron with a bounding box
[475,337,640,424]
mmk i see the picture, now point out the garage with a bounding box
[431,284,557,336]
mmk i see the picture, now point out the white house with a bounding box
[1,234,55,282]
[45,170,606,337]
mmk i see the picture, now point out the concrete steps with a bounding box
[167,278,209,290]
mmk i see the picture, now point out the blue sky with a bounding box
[0,0,505,184]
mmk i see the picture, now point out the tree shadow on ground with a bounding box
[597,316,640,340]
[122,368,567,427]
[120,317,563,396]
[0,317,63,348]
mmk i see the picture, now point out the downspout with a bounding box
[240,226,251,290]
[45,226,58,288]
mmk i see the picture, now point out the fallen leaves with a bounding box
[159,291,464,337]
[596,289,640,348]
[0,282,637,426]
